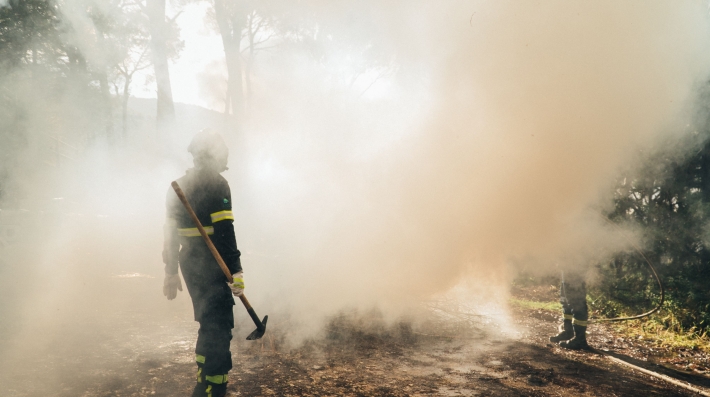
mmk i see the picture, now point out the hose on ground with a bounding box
[589,214,664,323]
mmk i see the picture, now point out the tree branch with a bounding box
[167,10,183,24]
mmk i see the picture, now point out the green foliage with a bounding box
[0,0,187,201]
[0,0,64,69]
[594,100,710,333]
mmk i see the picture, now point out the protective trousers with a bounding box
[181,256,235,397]
[195,317,233,383]
[191,291,233,397]
[560,272,588,328]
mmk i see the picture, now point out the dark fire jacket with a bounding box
[163,168,242,286]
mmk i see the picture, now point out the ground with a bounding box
[3,279,710,396]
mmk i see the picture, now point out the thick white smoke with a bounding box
[2,1,710,392]
[229,1,710,323]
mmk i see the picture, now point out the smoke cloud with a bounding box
[2,0,710,392]
[232,0,710,319]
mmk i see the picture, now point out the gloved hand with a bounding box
[229,271,244,296]
[163,272,183,300]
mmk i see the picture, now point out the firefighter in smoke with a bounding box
[162,129,244,397]
[549,270,590,350]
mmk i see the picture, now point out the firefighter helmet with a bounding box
[188,129,229,171]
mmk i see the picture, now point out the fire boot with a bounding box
[559,324,590,350]
[549,318,573,343]
[192,366,207,397]
[204,374,228,397]
[192,382,208,397]
[191,369,228,397]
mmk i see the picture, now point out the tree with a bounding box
[114,34,152,138]
[241,8,276,106]
[98,0,152,138]
[146,0,177,124]
[0,0,112,200]
[89,0,182,138]
[213,0,246,123]
[599,125,710,332]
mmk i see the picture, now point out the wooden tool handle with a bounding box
[171,181,232,282]
[238,294,253,310]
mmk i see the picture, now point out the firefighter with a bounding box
[162,129,244,397]
[549,270,590,350]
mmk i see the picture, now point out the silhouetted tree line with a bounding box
[596,90,710,333]
[0,0,183,143]
[0,0,394,203]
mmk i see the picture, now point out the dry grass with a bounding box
[512,287,710,363]
[609,312,710,353]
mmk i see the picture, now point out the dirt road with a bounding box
[3,276,710,396]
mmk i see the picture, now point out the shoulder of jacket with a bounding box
[167,171,192,195]
[174,172,190,185]
[167,174,186,191]
[216,174,231,189]
[175,170,193,186]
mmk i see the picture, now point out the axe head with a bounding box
[246,315,268,340]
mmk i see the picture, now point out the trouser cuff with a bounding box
[205,374,228,385]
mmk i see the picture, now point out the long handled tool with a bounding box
[171,181,268,340]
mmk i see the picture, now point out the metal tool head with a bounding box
[246,315,268,340]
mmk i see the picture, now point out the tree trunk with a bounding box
[224,42,243,117]
[214,0,246,131]
[122,76,131,140]
[244,12,255,107]
[92,26,114,141]
[701,141,710,203]
[97,69,114,141]
[147,0,175,125]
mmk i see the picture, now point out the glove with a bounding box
[229,271,244,296]
[163,272,183,300]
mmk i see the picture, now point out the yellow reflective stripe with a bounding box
[206,385,212,397]
[178,226,214,237]
[233,277,244,288]
[563,314,573,320]
[205,374,228,384]
[196,354,205,364]
[572,319,588,327]
[197,367,203,383]
[210,210,234,223]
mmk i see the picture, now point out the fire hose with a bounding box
[588,214,664,324]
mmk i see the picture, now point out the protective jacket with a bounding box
[163,167,241,392]
[164,168,241,273]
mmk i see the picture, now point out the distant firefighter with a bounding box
[162,129,245,397]
[549,270,590,350]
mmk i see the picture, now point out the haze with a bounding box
[2,0,710,393]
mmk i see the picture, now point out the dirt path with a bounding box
[214,309,703,397]
[84,308,709,396]
[4,277,710,396]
